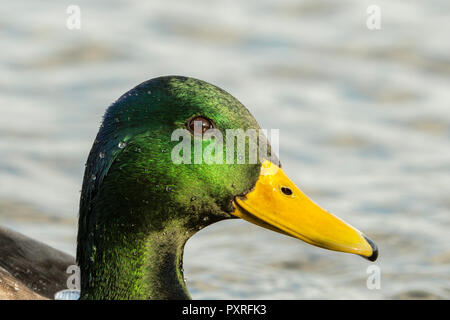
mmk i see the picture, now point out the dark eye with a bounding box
[187,116,214,135]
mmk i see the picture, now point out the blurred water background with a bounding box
[0,0,449,299]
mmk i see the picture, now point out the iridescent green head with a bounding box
[77,76,266,299]
[78,75,264,234]
[77,76,377,300]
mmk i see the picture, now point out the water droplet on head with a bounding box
[147,90,151,95]
[99,152,105,159]
[118,141,127,149]
[91,175,97,181]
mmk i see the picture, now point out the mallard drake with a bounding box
[0,76,377,300]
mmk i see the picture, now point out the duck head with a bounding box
[77,76,377,300]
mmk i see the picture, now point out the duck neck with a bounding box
[80,217,191,300]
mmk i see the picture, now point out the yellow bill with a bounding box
[232,160,378,261]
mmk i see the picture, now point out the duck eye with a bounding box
[187,116,214,135]
[280,186,293,196]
